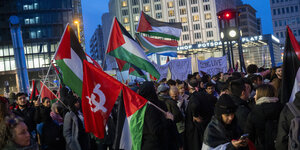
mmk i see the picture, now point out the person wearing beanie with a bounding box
[185,79,215,150]
[202,94,248,150]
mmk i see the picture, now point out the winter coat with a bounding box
[13,105,36,133]
[245,97,282,150]
[63,111,90,150]
[230,95,251,131]
[2,139,38,150]
[185,91,215,150]
[275,92,300,150]
[158,95,184,123]
[202,116,246,150]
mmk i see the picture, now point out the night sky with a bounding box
[82,0,273,54]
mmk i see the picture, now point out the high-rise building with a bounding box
[270,0,300,44]
[109,0,242,46]
[237,4,261,37]
[0,0,84,93]
[257,18,262,35]
[90,25,105,67]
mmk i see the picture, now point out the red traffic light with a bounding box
[217,9,237,21]
[225,13,230,18]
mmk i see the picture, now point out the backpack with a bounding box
[286,102,300,150]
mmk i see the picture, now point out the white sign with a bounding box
[197,56,227,76]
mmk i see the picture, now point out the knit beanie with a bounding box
[215,94,237,117]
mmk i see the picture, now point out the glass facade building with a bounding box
[0,0,83,94]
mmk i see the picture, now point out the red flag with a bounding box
[40,81,57,101]
[82,60,122,139]
[30,80,39,100]
[149,74,157,81]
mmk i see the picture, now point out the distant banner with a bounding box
[152,58,191,81]
[197,56,227,76]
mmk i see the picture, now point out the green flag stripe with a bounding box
[56,59,83,97]
[141,32,180,40]
[129,104,147,150]
[108,46,160,79]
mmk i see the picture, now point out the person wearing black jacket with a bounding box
[229,79,251,131]
[276,91,300,150]
[138,81,180,150]
[202,94,248,150]
[185,79,214,150]
[12,93,36,134]
[245,84,282,150]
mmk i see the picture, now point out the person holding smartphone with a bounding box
[202,94,249,150]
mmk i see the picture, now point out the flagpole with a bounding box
[38,24,69,102]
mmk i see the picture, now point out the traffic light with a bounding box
[217,9,237,21]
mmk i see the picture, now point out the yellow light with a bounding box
[74,20,79,24]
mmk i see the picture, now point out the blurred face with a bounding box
[74,101,80,110]
[33,99,40,107]
[206,86,215,95]
[242,84,251,99]
[43,99,51,108]
[221,113,235,125]
[255,78,263,86]
[178,84,185,95]
[169,90,179,101]
[196,74,201,80]
[200,82,205,88]
[17,95,27,107]
[13,122,30,147]
[276,68,282,79]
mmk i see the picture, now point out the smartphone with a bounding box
[239,133,249,140]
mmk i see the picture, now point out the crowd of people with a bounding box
[0,64,298,150]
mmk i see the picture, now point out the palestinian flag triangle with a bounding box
[136,33,178,57]
[282,26,300,103]
[54,24,101,97]
[136,11,182,40]
[129,65,147,80]
[116,58,130,72]
[106,17,160,79]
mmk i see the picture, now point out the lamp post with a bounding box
[74,20,81,43]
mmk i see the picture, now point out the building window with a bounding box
[183,25,188,32]
[280,32,283,38]
[203,0,209,2]
[194,32,201,39]
[132,0,139,5]
[273,9,276,15]
[155,4,161,10]
[286,7,289,13]
[30,18,35,24]
[144,6,150,12]
[179,0,186,6]
[296,6,298,12]
[156,13,162,19]
[193,15,199,21]
[183,34,189,40]
[282,8,285,14]
[207,31,213,37]
[124,17,129,23]
[205,22,212,28]
[34,3,38,9]
[204,5,210,11]
[180,8,186,15]
[297,17,300,24]
[272,0,275,3]
[135,15,139,22]
[274,21,278,27]
[276,32,279,38]
[191,0,197,4]
[279,20,282,26]
[133,7,139,14]
[192,7,198,13]
[37,30,41,38]
[28,4,33,10]
[291,6,294,13]
[277,8,281,15]
[169,19,175,23]
[193,24,200,30]
[122,9,129,15]
[143,0,149,3]
[35,17,39,24]
[169,10,175,17]
[205,13,212,20]
[168,2,174,8]
[181,17,187,23]
[154,0,160,2]
[25,19,29,24]
[23,5,28,10]
[30,31,37,39]
[125,26,130,31]
[122,1,127,7]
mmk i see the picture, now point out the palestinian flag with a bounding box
[54,24,101,97]
[40,81,57,104]
[282,26,300,103]
[136,11,182,40]
[30,80,39,100]
[106,17,160,79]
[116,58,130,72]
[136,33,178,57]
[114,87,148,150]
[129,65,147,80]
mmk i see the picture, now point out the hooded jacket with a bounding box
[245,97,282,150]
[275,91,300,150]
[230,95,251,131]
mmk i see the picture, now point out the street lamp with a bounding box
[74,20,81,43]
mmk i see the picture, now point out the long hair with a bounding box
[255,84,276,100]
